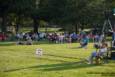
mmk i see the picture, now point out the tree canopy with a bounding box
[0,0,115,33]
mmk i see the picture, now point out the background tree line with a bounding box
[0,0,115,33]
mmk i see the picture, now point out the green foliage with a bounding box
[0,0,115,32]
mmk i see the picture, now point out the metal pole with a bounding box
[108,19,113,31]
[102,20,107,34]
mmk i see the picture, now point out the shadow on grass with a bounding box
[70,47,82,49]
[0,42,15,46]
[0,40,96,46]
[41,62,98,71]
[0,40,65,46]
[4,61,100,72]
[44,54,83,60]
[39,57,68,63]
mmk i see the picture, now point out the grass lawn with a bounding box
[20,27,61,33]
[0,42,115,77]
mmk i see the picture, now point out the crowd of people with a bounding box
[15,31,87,45]
[16,32,46,45]
[0,30,107,46]
[1,29,115,64]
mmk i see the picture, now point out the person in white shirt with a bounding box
[87,43,108,64]
[59,33,65,43]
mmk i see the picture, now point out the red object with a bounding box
[0,33,6,41]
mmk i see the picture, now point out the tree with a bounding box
[0,0,115,33]
[0,0,34,33]
[0,0,12,32]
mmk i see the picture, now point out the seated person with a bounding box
[26,37,33,45]
[80,35,89,48]
[16,41,24,45]
[87,43,108,64]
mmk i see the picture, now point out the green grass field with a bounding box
[0,42,115,77]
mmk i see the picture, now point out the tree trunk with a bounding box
[33,17,39,33]
[75,23,78,33]
[45,26,48,33]
[15,16,21,33]
[15,24,19,33]
[80,24,84,30]
[1,15,7,32]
